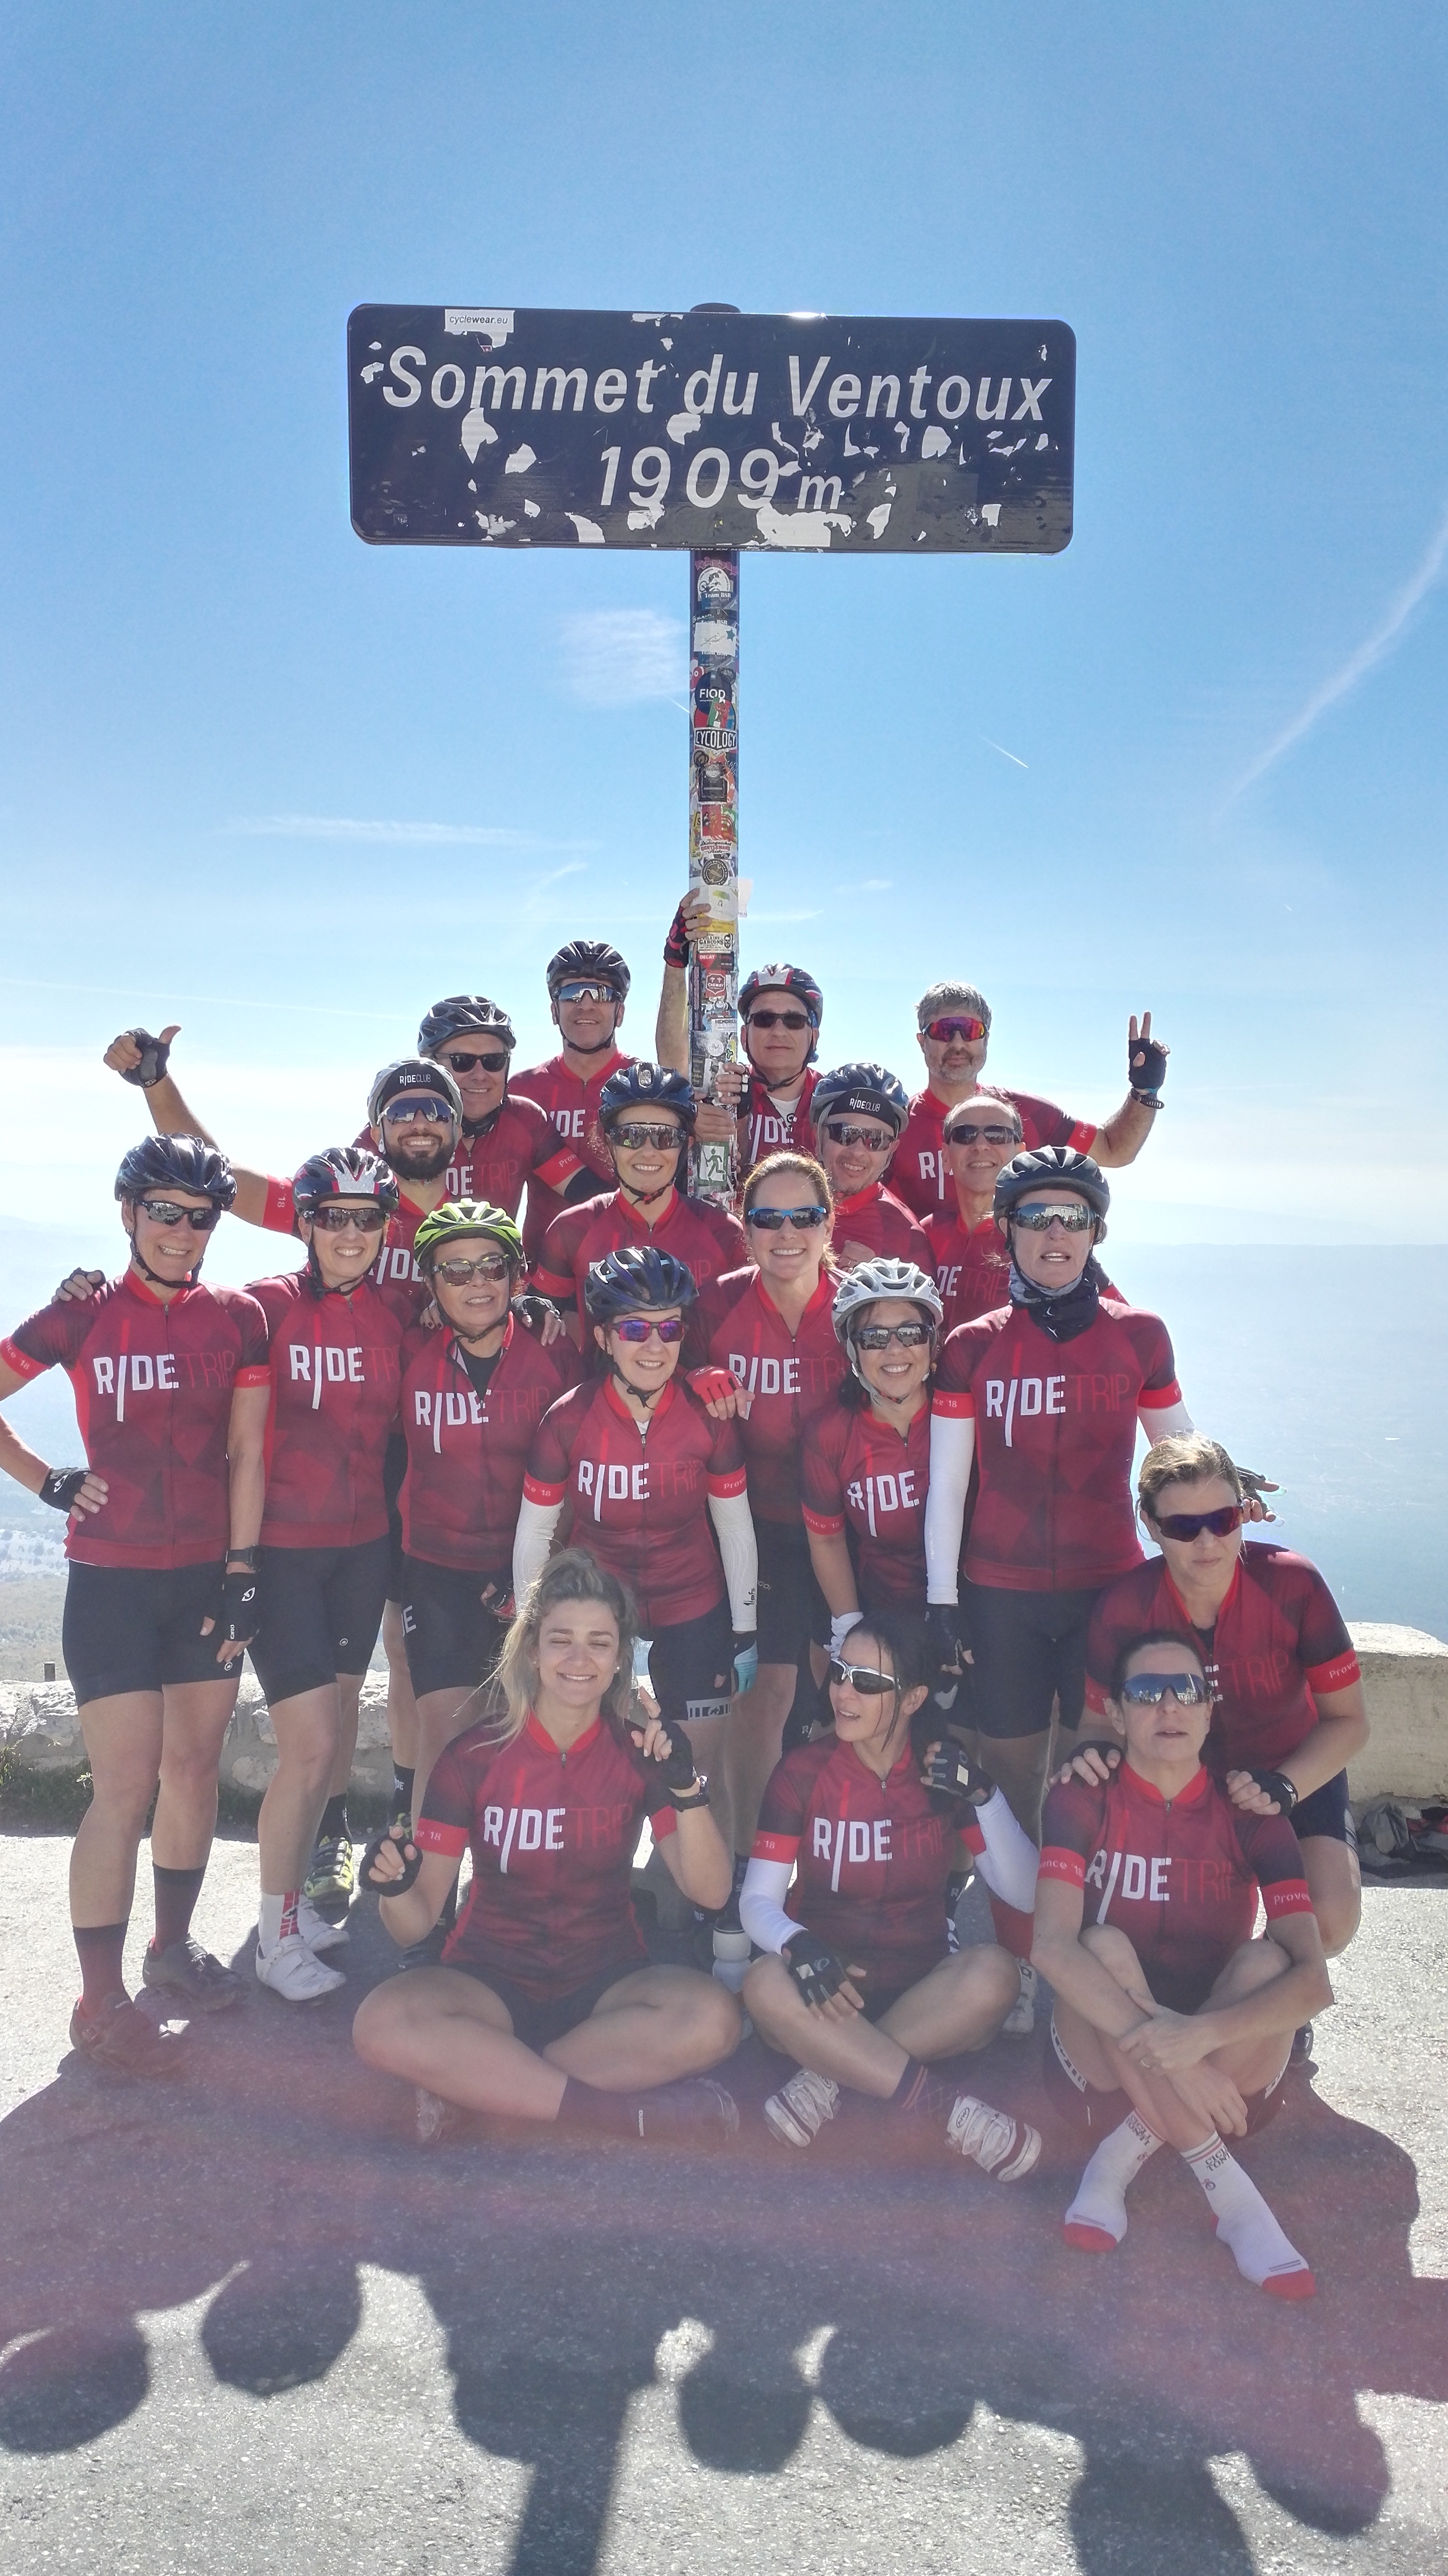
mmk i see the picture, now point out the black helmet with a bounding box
[738,962,823,1026]
[994,1146,1110,1222]
[418,995,516,1057]
[598,1062,696,1134]
[293,1146,400,1217]
[366,1056,464,1129]
[546,940,632,1000]
[811,1061,910,1138]
[114,1134,236,1209]
[584,1246,698,1320]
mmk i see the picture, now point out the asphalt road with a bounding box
[0,1828,1444,2576]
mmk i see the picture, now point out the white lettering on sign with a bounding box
[383,346,425,407]
[444,309,514,342]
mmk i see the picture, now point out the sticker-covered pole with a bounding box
[687,548,740,1200]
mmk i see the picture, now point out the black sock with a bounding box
[74,1922,130,2012]
[391,1764,415,1816]
[150,1864,206,1953]
[889,2056,954,2122]
[731,1852,749,1897]
[320,1794,350,1840]
[558,2076,642,2138]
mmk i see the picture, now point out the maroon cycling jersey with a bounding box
[350,1097,573,1219]
[828,1183,932,1270]
[738,1066,822,1175]
[753,1736,988,1991]
[246,1270,412,1550]
[510,1047,634,1254]
[416,1710,677,1999]
[801,1399,930,1610]
[688,1268,848,1522]
[934,1300,1182,1592]
[2,1274,270,1570]
[260,1174,432,1309]
[524,1376,746,1630]
[1084,1543,1360,1772]
[398,1316,581,1574]
[533,1187,746,1314]
[892,1086,1094,1218]
[1038,1760,1313,2012]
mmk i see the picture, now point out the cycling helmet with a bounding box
[366,1056,464,1129]
[738,963,823,1026]
[598,1062,697,1134]
[811,1062,910,1138]
[114,1135,237,1210]
[832,1258,944,1346]
[546,940,632,1000]
[414,1199,525,1272]
[584,1246,699,1321]
[418,996,516,1057]
[994,1146,1110,1222]
[292,1146,400,1216]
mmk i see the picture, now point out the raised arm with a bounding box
[1090,1012,1169,1170]
[102,1025,276,1228]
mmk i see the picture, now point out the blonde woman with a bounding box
[352,1550,742,2144]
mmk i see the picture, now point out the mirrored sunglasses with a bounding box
[1120,1671,1212,1708]
[827,1657,897,1696]
[822,1122,894,1150]
[612,1316,685,1344]
[556,981,618,1006]
[924,1015,986,1043]
[852,1322,932,1350]
[608,1122,684,1150]
[744,1204,828,1230]
[382,1096,456,1124]
[434,1253,511,1285]
[136,1197,221,1232]
[312,1204,388,1234]
[1010,1201,1094,1232]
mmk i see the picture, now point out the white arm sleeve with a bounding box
[707,1488,758,1632]
[1139,1398,1193,1442]
[972,1788,1040,1913]
[924,1413,976,1602]
[740,1854,798,1956]
[512,1494,564,1607]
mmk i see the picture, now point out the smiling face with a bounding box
[1112,1638,1212,1775]
[606,1114,685,1201]
[122,1187,219,1284]
[554,987,624,1058]
[828,1628,925,1766]
[817,1116,896,1200]
[428,1240,514,1342]
[594,1306,684,1399]
[944,1108,1022,1207]
[372,1096,458,1184]
[430,1036,510,1125]
[533,1596,622,1720]
[298,1198,386,1291]
[852,1297,934,1408]
[1003,1188,1096,1292]
[743,1167,832,1296]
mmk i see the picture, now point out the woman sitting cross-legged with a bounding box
[1032,1628,1334,2299]
[352,1548,743,2146]
[740,1610,1042,2180]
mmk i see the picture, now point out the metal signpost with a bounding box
[348,304,1075,1195]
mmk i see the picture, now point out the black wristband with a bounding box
[39,1467,88,1513]
[668,1780,710,1812]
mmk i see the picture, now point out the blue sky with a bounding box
[4,0,1446,1277]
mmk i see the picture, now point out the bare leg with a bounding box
[72,1692,164,1928]
[413,1686,478,1821]
[259,1685,341,1895]
[744,1947,1019,2097]
[1300,1832,1360,1957]
[150,1678,240,1868]
[726,1662,796,1858]
[324,1672,364,1802]
[976,1728,1053,1844]
[382,1600,418,1771]
[354,1963,738,2116]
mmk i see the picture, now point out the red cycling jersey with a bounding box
[416,1710,676,2000]
[510,1048,635,1254]
[398,1316,581,1574]
[801,1398,930,1611]
[1038,1760,1313,2012]
[2,1274,270,1570]
[688,1268,848,1522]
[892,1086,1094,1218]
[753,1736,990,1992]
[246,1270,412,1550]
[1084,1543,1360,1772]
[828,1183,932,1270]
[259,1175,432,1308]
[933,1300,1182,1592]
[524,1376,746,1630]
[533,1188,746,1315]
[738,1068,822,1176]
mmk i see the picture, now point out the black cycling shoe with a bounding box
[141,1937,245,2013]
[68,1994,190,2078]
[1290,2022,1314,2068]
[635,2078,740,2146]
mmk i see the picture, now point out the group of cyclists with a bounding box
[0,899,1369,2298]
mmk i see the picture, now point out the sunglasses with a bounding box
[1010,1202,1094,1232]
[382,1096,456,1125]
[924,1016,987,1044]
[312,1204,388,1234]
[946,1123,1018,1147]
[135,1197,221,1232]
[1152,1503,1244,1542]
[611,1316,685,1344]
[828,1656,898,1696]
[744,1204,828,1230]
[1120,1671,1212,1708]
[608,1122,684,1150]
[556,982,618,1006]
[746,1008,812,1032]
[439,1048,510,1074]
[822,1122,894,1151]
[853,1321,932,1350]
[434,1253,510,1286]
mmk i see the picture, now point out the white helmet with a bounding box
[831,1258,944,1348]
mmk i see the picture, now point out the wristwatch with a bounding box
[670,1776,711,1811]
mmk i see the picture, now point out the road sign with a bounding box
[348,306,1074,555]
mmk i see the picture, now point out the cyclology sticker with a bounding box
[349,307,1074,554]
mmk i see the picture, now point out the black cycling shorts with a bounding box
[1288,1767,1354,1848]
[444,1956,644,2050]
[1044,2011,1286,2140]
[400,1554,508,1700]
[62,1560,228,1708]
[248,1536,391,1708]
[384,1433,408,1600]
[646,1598,736,1733]
[963,1579,1100,1742]
[754,1518,828,1670]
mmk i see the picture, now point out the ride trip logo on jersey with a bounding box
[984,1370,1132,1443]
[480,1800,636,1868]
[1083,1848,1236,1916]
[574,1456,704,1513]
[90,1350,236,1416]
[846,1469,920,1531]
[811,1811,944,1890]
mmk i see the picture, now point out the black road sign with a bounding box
[348,306,1074,555]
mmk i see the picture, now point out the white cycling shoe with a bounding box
[255,1933,346,2000]
[296,1894,350,1954]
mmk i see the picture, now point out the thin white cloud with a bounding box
[1228,496,1448,802]
[560,609,686,706]
[224,814,572,848]
[981,736,1028,769]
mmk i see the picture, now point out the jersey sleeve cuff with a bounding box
[750,1830,800,1862]
[1036,1845,1085,1888]
[1138,1379,1184,1410]
[234,1364,272,1390]
[412,1818,468,1859]
[930,1388,976,1420]
[530,1264,574,1301]
[0,1335,46,1382]
[1083,1676,1110,1716]
[1066,1118,1096,1152]
[260,1175,298,1234]
[536,1147,584,1191]
[1262,1880,1314,1920]
[800,1504,846,1536]
[1306,1650,1360,1692]
[648,1802,678,1840]
[707,1466,749,1500]
[522,1470,566,1506]
[960,1820,986,1856]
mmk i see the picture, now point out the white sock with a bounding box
[1062,2110,1163,2250]
[258,1892,301,1952]
[1180,2134,1314,2298]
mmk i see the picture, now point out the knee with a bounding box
[693,1980,744,2066]
[88,1770,159,1833]
[976,1942,1025,2012]
[1313,1892,1360,1958]
[742,1956,793,2038]
[352,1984,404,2068]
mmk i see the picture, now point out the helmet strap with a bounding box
[462,1102,504,1138]
[610,1357,664,1410]
[616,1172,678,1214]
[124,1204,202,1290]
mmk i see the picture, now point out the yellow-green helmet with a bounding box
[412,1199,524,1272]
